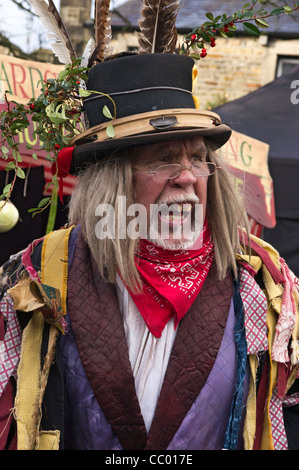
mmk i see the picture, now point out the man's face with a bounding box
[132,136,209,250]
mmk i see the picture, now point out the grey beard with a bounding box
[148,195,202,251]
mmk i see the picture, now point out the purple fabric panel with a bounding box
[59,319,123,450]
[167,298,238,450]
[60,226,123,450]
[61,229,243,450]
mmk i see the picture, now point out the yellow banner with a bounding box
[0,53,63,104]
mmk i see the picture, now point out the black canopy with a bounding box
[214,66,299,275]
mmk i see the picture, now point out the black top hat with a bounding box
[64,53,231,175]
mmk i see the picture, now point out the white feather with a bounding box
[81,38,95,68]
[29,0,74,64]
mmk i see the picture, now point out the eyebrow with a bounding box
[156,145,208,160]
[191,148,208,159]
[133,142,208,166]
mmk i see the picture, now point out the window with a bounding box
[276,56,299,78]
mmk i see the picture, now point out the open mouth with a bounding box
[149,198,202,247]
[158,202,194,226]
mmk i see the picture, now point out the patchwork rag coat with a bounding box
[0,224,299,450]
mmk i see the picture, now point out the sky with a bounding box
[0,0,126,53]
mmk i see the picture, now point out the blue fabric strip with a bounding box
[223,278,248,450]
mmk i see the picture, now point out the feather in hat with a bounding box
[28,0,76,64]
[138,0,181,54]
[88,0,113,67]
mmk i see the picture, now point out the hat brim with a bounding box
[70,109,231,174]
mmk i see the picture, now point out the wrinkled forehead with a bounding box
[132,136,207,163]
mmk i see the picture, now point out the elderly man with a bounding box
[0,52,299,451]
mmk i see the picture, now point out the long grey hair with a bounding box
[68,143,249,292]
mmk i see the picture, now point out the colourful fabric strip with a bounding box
[0,294,22,395]
[223,279,248,450]
[240,232,285,285]
[269,385,288,450]
[253,355,269,450]
[272,259,298,364]
[239,266,268,355]
[14,226,73,449]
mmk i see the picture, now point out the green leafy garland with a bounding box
[0,0,298,232]
[0,58,88,231]
[180,0,299,59]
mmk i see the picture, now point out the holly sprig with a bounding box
[0,94,29,200]
[180,0,299,60]
[0,58,89,230]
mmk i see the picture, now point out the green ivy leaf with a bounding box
[3,183,12,196]
[16,167,26,179]
[106,124,115,139]
[79,89,92,97]
[284,5,294,14]
[242,21,260,36]
[103,105,114,120]
[28,207,38,214]
[201,30,211,41]
[270,7,285,15]
[58,69,70,80]
[190,53,202,60]
[255,18,269,29]
[38,197,50,208]
[5,162,16,171]
[205,12,214,21]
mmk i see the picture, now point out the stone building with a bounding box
[21,0,298,109]
[60,0,93,57]
[109,0,299,109]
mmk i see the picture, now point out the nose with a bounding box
[169,165,197,186]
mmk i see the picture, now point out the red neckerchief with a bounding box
[127,222,214,337]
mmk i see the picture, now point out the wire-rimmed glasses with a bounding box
[135,162,221,180]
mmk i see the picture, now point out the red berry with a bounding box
[191,34,197,42]
[54,144,60,150]
[29,103,35,110]
[229,21,234,26]
[223,25,229,32]
[200,49,207,58]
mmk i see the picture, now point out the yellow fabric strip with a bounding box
[36,431,60,450]
[15,226,74,450]
[41,226,74,316]
[260,305,277,450]
[14,310,45,450]
[243,354,258,450]
[239,235,283,449]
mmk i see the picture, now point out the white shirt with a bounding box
[115,274,177,432]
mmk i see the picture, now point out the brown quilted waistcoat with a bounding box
[67,231,234,450]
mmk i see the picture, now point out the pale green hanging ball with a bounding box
[0,200,19,232]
